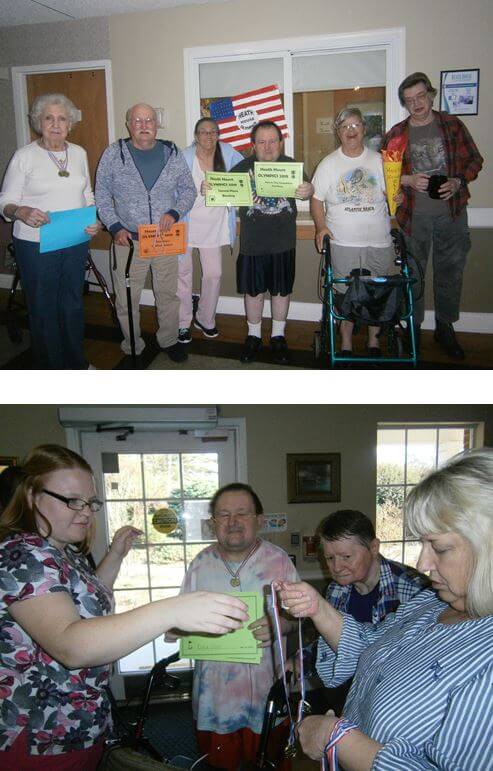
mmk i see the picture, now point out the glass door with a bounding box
[81,429,238,697]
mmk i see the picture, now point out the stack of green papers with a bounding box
[179,592,262,664]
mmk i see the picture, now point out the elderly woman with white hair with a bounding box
[0,93,100,369]
[310,107,395,356]
[280,447,493,770]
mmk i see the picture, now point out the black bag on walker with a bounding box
[339,273,405,326]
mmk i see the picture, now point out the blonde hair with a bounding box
[405,447,493,617]
[0,444,95,552]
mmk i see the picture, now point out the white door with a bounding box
[81,428,239,697]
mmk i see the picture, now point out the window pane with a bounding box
[406,429,437,483]
[104,454,142,499]
[199,58,285,158]
[106,501,145,541]
[376,485,405,541]
[182,453,219,497]
[377,429,406,484]
[143,454,180,499]
[148,544,185,588]
[403,540,422,569]
[113,545,148,591]
[146,501,184,544]
[438,428,470,465]
[379,542,403,562]
[183,499,214,542]
[293,50,386,178]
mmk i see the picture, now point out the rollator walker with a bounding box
[314,230,419,368]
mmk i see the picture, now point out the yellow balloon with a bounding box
[152,507,178,534]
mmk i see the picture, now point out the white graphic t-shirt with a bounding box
[312,146,391,247]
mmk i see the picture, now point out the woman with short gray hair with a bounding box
[311,107,395,356]
[0,93,101,369]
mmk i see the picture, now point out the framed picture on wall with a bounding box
[0,456,18,473]
[287,453,341,503]
[440,69,479,115]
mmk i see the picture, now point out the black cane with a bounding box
[124,237,136,367]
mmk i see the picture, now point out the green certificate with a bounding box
[205,171,253,207]
[254,162,303,198]
[179,592,262,664]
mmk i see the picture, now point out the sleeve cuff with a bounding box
[167,209,179,222]
[109,222,124,235]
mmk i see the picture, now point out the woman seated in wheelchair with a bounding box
[0,445,248,770]
[311,107,398,356]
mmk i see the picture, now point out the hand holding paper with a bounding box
[180,592,262,663]
[173,591,249,637]
[248,613,274,647]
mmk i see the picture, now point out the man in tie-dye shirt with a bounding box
[168,482,299,770]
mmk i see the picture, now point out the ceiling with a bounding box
[0,0,230,27]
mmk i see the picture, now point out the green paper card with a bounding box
[254,162,303,198]
[205,172,253,207]
[180,592,262,663]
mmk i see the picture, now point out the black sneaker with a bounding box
[367,346,382,357]
[270,335,290,365]
[163,342,188,363]
[178,327,192,344]
[194,319,219,338]
[240,335,262,363]
[434,320,465,360]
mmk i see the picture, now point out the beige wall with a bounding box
[1,1,491,309]
[107,0,492,310]
[108,0,491,207]
[2,403,492,579]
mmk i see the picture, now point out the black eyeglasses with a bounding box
[42,489,103,513]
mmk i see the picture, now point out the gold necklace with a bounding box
[217,539,260,587]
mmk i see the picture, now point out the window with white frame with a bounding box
[376,424,478,567]
[184,28,406,186]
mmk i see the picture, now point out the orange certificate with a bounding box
[138,223,186,257]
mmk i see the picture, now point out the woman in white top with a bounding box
[311,108,394,356]
[0,93,100,369]
[177,118,243,342]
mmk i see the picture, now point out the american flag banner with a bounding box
[209,84,289,150]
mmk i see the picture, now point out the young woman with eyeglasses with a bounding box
[0,444,248,770]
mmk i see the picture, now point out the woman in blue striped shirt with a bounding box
[281,447,493,770]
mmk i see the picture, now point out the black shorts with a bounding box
[236,249,296,296]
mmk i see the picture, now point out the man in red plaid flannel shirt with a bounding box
[382,72,483,360]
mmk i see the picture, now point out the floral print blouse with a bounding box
[0,533,114,755]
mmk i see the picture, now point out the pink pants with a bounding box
[177,247,222,329]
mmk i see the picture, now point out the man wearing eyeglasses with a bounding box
[382,73,483,360]
[96,103,196,362]
[232,121,314,365]
[166,482,299,770]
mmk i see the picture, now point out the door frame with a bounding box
[11,59,115,149]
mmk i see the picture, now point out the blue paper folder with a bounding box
[39,206,97,253]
